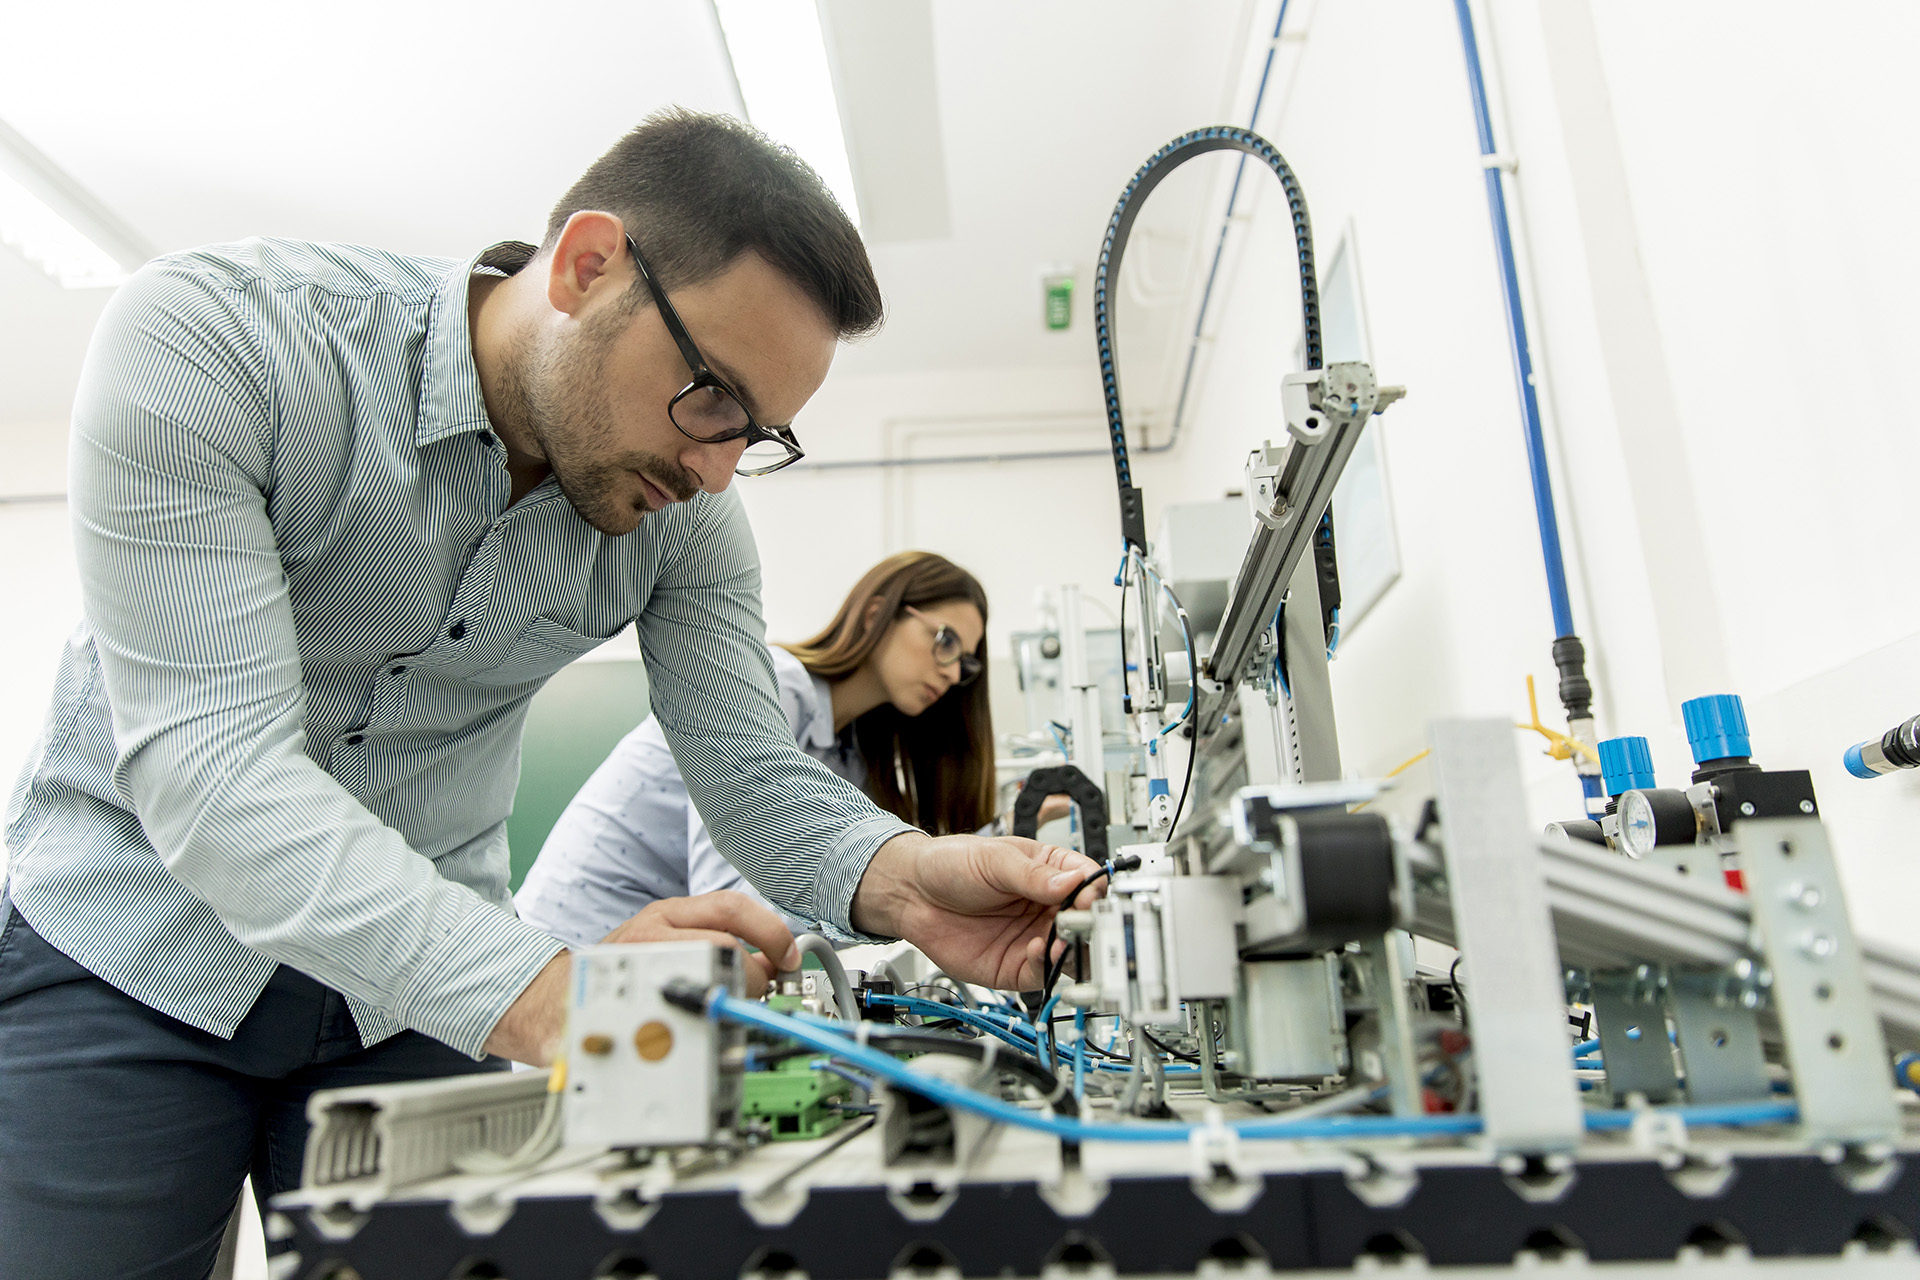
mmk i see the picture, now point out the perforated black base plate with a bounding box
[279,1152,1920,1279]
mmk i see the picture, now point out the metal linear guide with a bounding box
[1191,366,1400,758]
[1404,828,1920,1048]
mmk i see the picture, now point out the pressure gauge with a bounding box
[1616,788,1698,858]
[1619,790,1659,858]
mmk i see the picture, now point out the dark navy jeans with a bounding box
[0,898,505,1280]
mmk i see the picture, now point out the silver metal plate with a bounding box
[1736,818,1897,1143]
[1428,719,1584,1153]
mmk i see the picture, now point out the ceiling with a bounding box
[0,0,1252,427]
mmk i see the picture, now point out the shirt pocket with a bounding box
[467,617,615,687]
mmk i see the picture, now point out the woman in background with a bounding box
[518,550,1037,947]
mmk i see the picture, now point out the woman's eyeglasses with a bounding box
[903,606,983,686]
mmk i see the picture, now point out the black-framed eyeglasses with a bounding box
[904,606,984,686]
[625,233,805,477]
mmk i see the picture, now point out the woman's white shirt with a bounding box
[516,647,862,948]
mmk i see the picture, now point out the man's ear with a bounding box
[546,211,629,318]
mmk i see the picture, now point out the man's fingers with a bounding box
[739,950,778,998]
[648,891,801,971]
[598,919,776,993]
[978,839,1102,907]
[1020,935,1048,990]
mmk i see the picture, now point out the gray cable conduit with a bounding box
[1093,124,1323,551]
[791,932,860,1022]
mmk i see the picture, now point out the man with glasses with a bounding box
[0,109,1099,1278]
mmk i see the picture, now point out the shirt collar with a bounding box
[800,670,841,752]
[416,241,537,448]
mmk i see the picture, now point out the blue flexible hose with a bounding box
[704,990,1800,1143]
[1450,0,1576,640]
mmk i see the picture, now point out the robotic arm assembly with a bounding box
[272,131,1920,1280]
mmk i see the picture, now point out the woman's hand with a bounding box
[1034,792,1075,826]
[996,791,1074,833]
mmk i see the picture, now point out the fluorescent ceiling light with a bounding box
[0,168,128,288]
[0,117,153,289]
[712,0,862,227]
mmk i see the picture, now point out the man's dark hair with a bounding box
[545,109,882,339]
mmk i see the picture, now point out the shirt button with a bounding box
[345,734,365,746]
[449,620,467,640]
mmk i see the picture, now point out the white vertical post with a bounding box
[1057,584,1106,799]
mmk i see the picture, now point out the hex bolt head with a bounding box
[1787,882,1823,911]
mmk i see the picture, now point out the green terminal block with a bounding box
[741,1056,852,1141]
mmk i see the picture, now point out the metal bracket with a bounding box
[1590,967,1679,1104]
[1736,818,1897,1143]
[1428,719,1584,1153]
[1667,967,1772,1105]
[1359,932,1424,1117]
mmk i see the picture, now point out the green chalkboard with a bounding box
[506,657,651,892]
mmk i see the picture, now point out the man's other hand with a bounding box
[850,832,1106,991]
[599,891,800,996]
[485,891,800,1065]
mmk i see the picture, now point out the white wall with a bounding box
[0,422,80,879]
[1155,0,1920,945]
[736,365,1125,653]
[5,2,1914,945]
[751,0,1920,948]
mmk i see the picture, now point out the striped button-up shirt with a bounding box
[3,238,911,1058]
[516,645,865,948]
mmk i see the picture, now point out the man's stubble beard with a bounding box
[495,304,698,536]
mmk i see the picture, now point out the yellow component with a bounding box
[548,1056,569,1093]
[1351,677,1601,815]
[1351,748,1431,811]
[1517,675,1598,765]
[579,1033,614,1057]
[1383,749,1430,779]
[1900,1057,1920,1089]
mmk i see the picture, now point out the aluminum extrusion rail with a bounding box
[1405,837,1920,1046]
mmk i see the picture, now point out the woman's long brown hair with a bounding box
[780,551,994,834]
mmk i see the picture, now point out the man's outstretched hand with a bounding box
[486,890,800,1066]
[850,831,1107,990]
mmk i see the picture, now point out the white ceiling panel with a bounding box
[0,0,1251,427]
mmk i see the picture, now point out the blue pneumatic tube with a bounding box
[1845,714,1920,779]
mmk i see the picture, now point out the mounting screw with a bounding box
[1787,882,1823,912]
[1799,800,1815,814]
[1740,802,1757,816]
[1801,933,1838,961]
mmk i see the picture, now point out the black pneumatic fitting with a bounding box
[1882,716,1920,769]
[660,980,709,1014]
[1552,635,1593,722]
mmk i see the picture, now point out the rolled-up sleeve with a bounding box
[70,262,560,1057]
[636,489,914,937]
